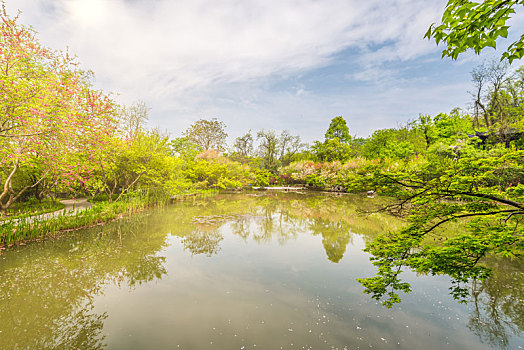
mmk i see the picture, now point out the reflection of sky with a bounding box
[12,1,524,142]
[1,194,522,349]
[94,227,499,349]
[99,194,523,349]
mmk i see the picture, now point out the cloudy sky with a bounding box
[10,0,524,143]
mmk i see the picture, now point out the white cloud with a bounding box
[14,1,446,98]
[11,0,480,141]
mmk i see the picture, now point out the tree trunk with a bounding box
[0,162,47,214]
[115,173,142,202]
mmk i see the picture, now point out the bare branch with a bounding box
[504,211,524,223]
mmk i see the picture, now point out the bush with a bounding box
[282,158,389,192]
[180,151,252,190]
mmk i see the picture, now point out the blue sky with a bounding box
[11,0,524,144]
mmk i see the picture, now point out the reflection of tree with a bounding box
[126,255,167,287]
[3,193,519,348]
[230,215,250,240]
[171,193,524,346]
[309,218,352,263]
[467,258,524,348]
[52,301,107,349]
[261,205,276,240]
[0,213,169,349]
[251,204,300,243]
[239,205,300,244]
[168,193,399,262]
[0,193,403,348]
[181,227,223,256]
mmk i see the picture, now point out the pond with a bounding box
[0,192,522,349]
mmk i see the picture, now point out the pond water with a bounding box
[0,192,522,349]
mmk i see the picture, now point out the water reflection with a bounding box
[0,214,168,349]
[0,192,522,349]
[468,257,524,348]
[181,227,224,256]
[173,193,397,260]
[310,219,352,263]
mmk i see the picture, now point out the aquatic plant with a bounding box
[0,190,170,247]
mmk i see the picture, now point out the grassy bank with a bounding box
[1,198,66,221]
[0,190,170,248]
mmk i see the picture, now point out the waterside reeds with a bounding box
[0,189,170,248]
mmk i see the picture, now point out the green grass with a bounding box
[1,198,65,221]
[0,189,223,248]
[89,193,119,203]
[0,189,170,247]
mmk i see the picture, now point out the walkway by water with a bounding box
[11,198,93,224]
[45,198,92,218]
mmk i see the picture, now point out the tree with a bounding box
[312,116,352,162]
[486,60,510,128]
[413,114,436,149]
[358,4,524,303]
[425,0,524,62]
[358,146,523,307]
[278,130,302,166]
[501,65,524,131]
[120,101,149,140]
[170,137,202,159]
[468,61,524,140]
[233,131,254,159]
[363,128,416,160]
[325,116,351,143]
[184,118,227,151]
[0,5,117,213]
[257,130,279,171]
[310,218,352,263]
[92,130,175,202]
[311,139,351,162]
[471,62,490,128]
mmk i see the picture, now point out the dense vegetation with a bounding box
[425,0,524,62]
[0,2,522,306]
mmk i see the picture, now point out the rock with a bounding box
[333,185,346,192]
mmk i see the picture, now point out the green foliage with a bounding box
[90,130,176,201]
[0,5,118,213]
[184,118,228,151]
[256,130,280,171]
[231,131,254,162]
[282,159,382,192]
[363,129,417,160]
[1,198,65,220]
[312,138,352,162]
[353,15,524,307]
[304,174,325,188]
[432,112,473,141]
[250,168,272,186]
[1,189,169,246]
[360,112,474,161]
[176,149,252,190]
[468,61,524,144]
[325,116,351,143]
[278,130,303,166]
[312,116,352,162]
[425,0,524,62]
[358,146,524,307]
[170,137,202,159]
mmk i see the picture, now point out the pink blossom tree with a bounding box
[0,5,117,215]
